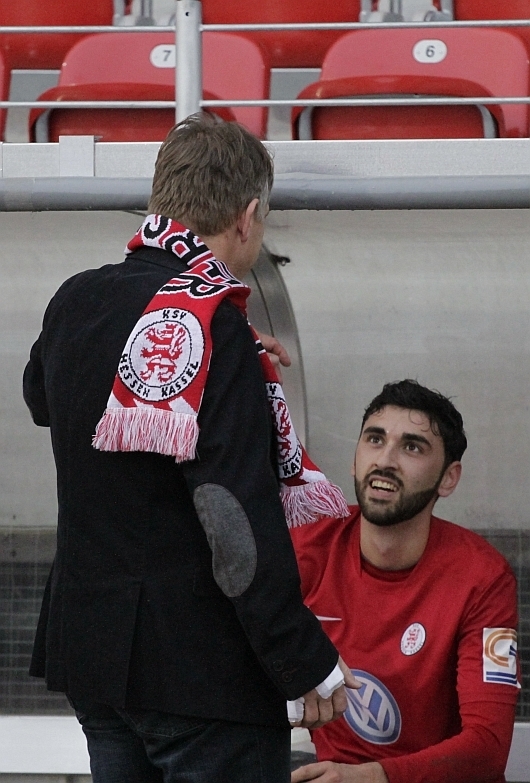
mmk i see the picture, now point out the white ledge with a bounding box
[2,139,530,210]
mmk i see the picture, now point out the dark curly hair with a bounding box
[362,379,467,468]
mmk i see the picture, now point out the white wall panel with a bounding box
[266,209,530,529]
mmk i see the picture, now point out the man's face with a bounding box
[352,405,448,527]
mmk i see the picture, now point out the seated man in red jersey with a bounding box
[291,379,519,783]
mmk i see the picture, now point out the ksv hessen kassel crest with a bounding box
[267,382,302,479]
[119,308,204,402]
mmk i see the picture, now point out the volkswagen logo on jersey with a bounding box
[344,670,401,745]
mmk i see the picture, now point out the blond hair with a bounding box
[148,114,273,236]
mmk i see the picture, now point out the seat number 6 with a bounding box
[413,39,448,64]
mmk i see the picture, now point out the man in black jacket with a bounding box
[23,115,355,783]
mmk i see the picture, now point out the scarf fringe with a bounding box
[281,481,350,529]
[92,407,199,461]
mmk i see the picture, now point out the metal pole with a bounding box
[137,0,155,25]
[4,175,530,211]
[440,0,455,18]
[176,0,202,123]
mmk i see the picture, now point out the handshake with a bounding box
[288,657,360,729]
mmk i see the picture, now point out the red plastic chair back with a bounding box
[293,28,530,139]
[201,0,361,68]
[0,0,114,70]
[0,49,7,139]
[454,1,530,56]
[29,32,270,141]
[32,83,236,143]
[454,1,530,20]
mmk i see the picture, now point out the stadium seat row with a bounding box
[2,0,530,70]
[1,1,530,142]
[0,26,527,144]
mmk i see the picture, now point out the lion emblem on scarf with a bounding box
[139,323,187,383]
[121,308,205,401]
[267,383,302,478]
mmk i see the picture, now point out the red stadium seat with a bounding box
[454,1,530,21]
[454,1,530,57]
[201,0,361,69]
[0,0,114,70]
[29,32,269,142]
[0,48,8,140]
[292,28,530,139]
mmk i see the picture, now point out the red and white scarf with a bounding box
[93,214,348,528]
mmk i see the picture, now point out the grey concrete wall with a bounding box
[265,209,530,530]
[0,211,300,528]
[2,208,530,530]
[1,211,141,528]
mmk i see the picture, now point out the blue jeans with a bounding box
[70,698,291,783]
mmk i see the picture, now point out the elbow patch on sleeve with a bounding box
[193,484,257,598]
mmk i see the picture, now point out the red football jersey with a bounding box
[291,508,519,783]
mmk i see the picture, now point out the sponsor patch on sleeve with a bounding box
[483,628,519,687]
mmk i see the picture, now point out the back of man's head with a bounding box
[361,379,467,467]
[148,113,273,237]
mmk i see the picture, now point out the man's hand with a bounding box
[291,761,389,783]
[296,659,360,729]
[256,331,291,383]
[337,656,359,688]
[298,687,346,729]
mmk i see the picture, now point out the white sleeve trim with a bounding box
[315,662,345,699]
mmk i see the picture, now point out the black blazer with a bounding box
[24,246,338,727]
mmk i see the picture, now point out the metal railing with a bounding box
[1,1,530,127]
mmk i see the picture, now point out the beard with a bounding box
[354,470,441,527]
